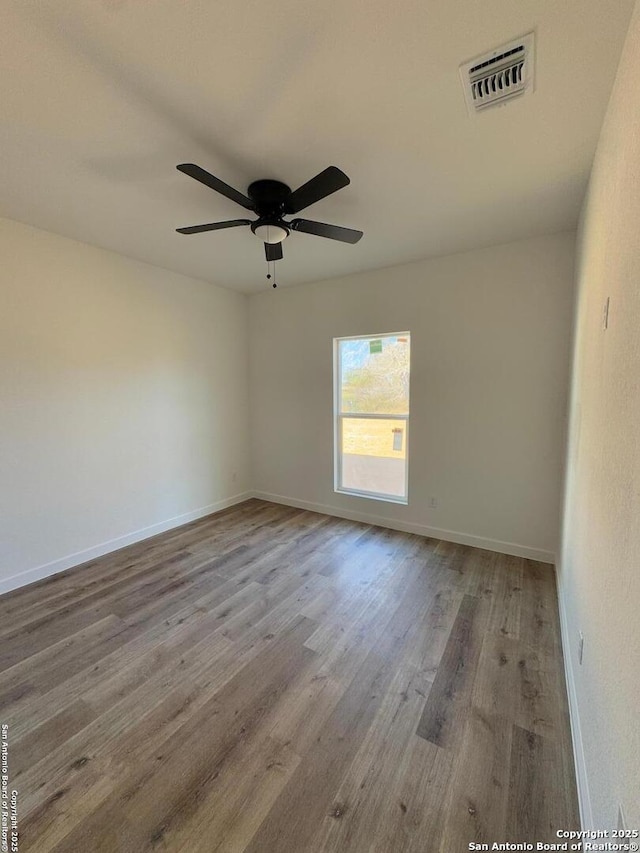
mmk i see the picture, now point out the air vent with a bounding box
[459,33,535,114]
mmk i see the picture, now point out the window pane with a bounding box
[339,334,410,414]
[340,418,407,498]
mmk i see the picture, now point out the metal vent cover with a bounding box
[459,33,535,114]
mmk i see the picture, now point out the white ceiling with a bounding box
[0,0,635,293]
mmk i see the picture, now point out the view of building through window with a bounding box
[335,332,410,502]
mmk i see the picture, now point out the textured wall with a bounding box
[250,232,575,560]
[559,0,640,829]
[0,218,250,591]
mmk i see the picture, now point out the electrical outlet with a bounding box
[429,496,438,509]
[603,296,610,330]
[578,632,584,665]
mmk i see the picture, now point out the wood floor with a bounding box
[1,499,579,852]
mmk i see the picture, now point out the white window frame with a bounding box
[333,331,410,505]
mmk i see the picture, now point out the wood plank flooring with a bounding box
[0,499,579,852]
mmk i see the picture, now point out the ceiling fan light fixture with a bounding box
[253,223,289,244]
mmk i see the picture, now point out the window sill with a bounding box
[335,488,408,506]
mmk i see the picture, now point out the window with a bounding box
[334,332,410,504]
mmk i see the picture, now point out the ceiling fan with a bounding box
[175,163,363,265]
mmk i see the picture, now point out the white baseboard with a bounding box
[0,487,555,596]
[0,491,252,597]
[251,491,555,563]
[555,568,592,830]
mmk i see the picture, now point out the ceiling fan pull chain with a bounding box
[266,259,277,288]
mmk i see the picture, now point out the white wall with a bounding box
[0,218,250,593]
[249,232,576,561]
[559,0,640,830]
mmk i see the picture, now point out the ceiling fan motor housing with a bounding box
[247,180,291,215]
[247,180,292,243]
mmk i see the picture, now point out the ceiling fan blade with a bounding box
[265,242,283,262]
[176,219,252,235]
[176,163,254,210]
[285,166,350,214]
[289,218,363,244]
